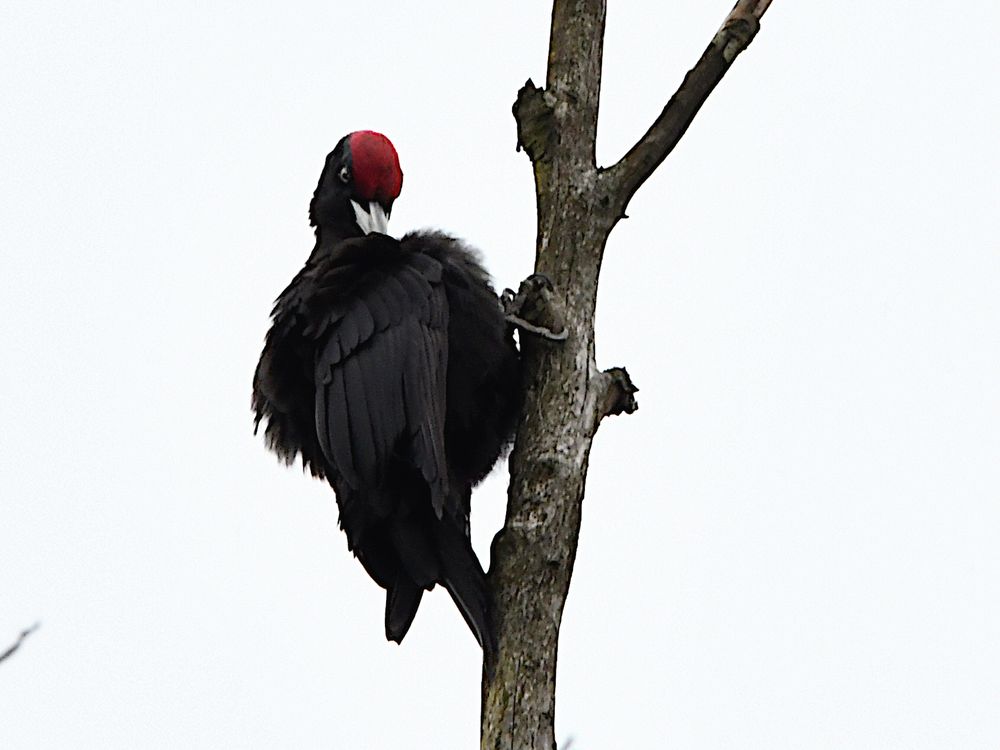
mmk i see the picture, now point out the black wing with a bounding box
[311,243,452,518]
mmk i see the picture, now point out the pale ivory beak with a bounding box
[351,200,390,235]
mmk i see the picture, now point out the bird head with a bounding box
[309,130,403,237]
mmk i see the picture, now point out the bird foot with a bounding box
[502,274,568,341]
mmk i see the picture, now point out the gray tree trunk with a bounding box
[481,2,775,748]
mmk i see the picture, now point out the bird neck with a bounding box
[313,223,362,251]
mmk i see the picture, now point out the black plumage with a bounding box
[252,132,520,649]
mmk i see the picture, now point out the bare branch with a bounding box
[545,0,608,164]
[0,622,40,666]
[605,0,774,206]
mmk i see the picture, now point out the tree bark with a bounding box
[481,3,773,748]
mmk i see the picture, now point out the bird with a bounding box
[252,131,520,651]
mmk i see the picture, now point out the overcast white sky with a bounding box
[2,2,999,748]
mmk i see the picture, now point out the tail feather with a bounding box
[385,573,423,644]
[433,521,494,653]
[356,479,493,650]
[389,514,440,588]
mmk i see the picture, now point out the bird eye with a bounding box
[338,166,351,184]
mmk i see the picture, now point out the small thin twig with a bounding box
[0,622,41,665]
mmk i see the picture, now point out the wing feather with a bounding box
[342,355,379,484]
[360,278,396,330]
[312,250,449,511]
[317,365,358,487]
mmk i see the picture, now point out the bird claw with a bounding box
[502,274,567,341]
[505,313,568,341]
